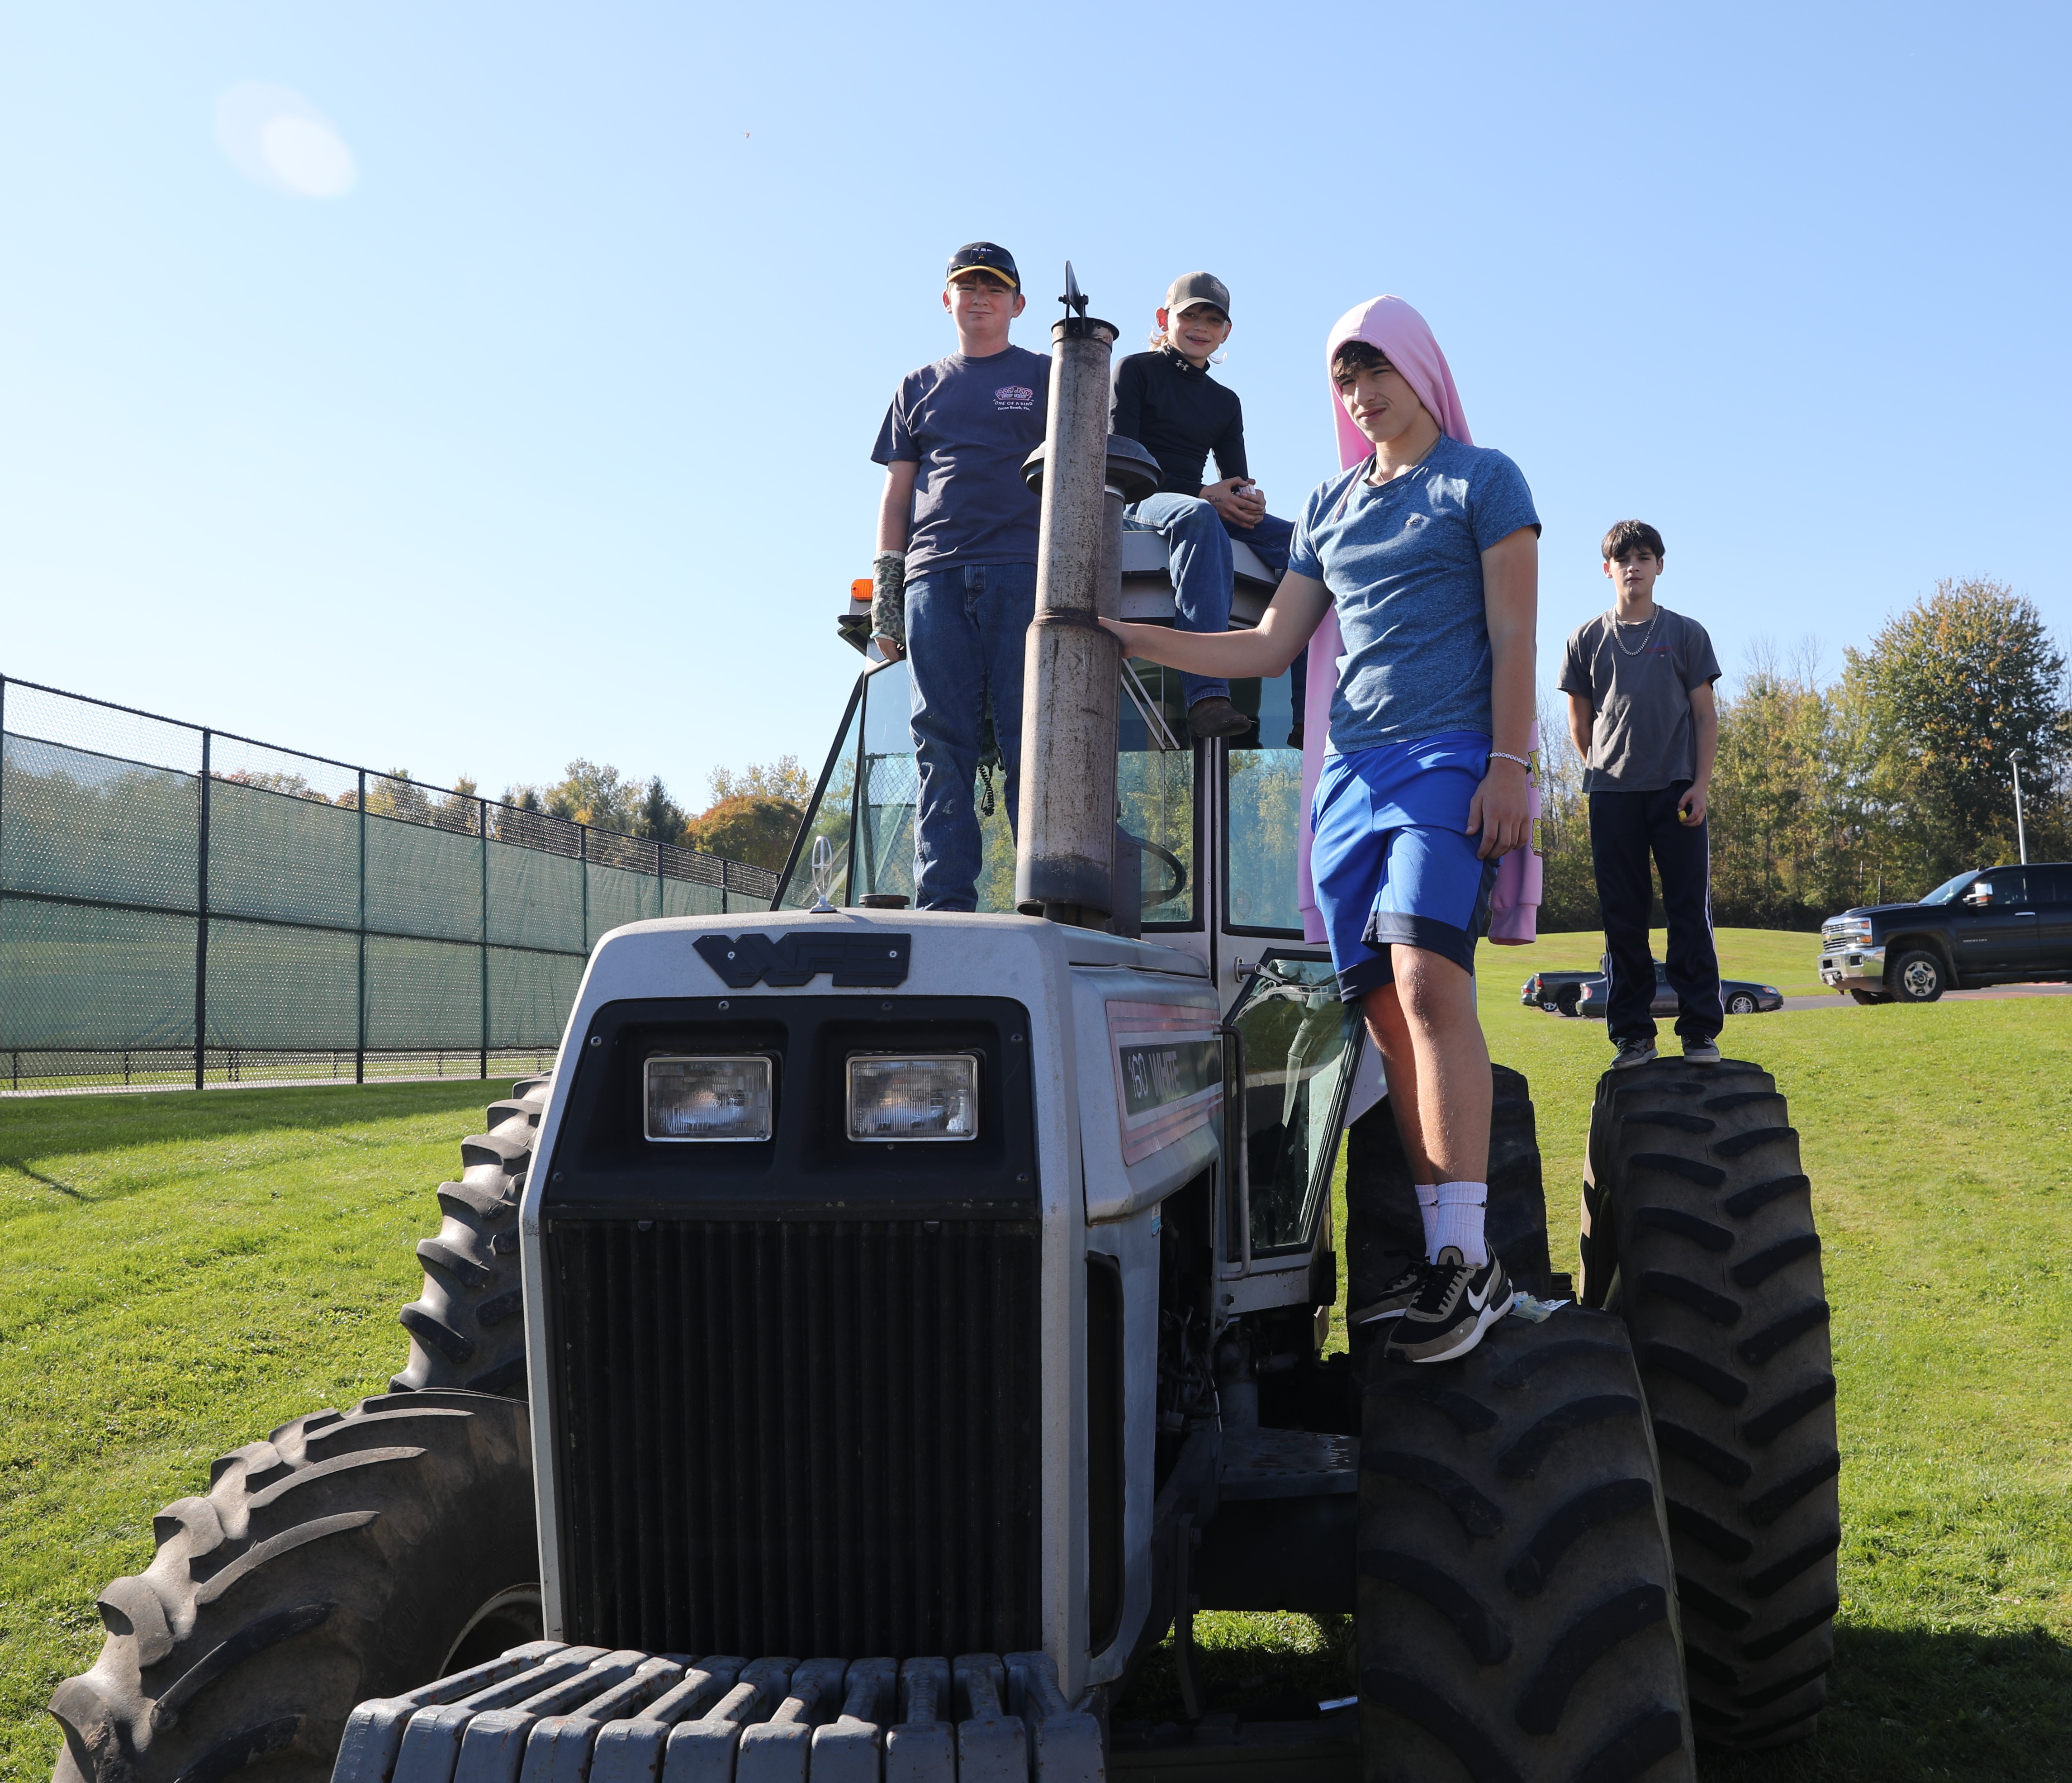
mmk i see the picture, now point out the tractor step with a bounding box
[1218,1429,1357,1500]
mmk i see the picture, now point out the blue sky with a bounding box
[1,2,2066,807]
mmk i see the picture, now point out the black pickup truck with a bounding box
[1819,861,2072,1003]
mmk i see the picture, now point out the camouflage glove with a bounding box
[871,552,906,647]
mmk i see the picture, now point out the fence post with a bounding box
[721,856,731,916]
[655,836,664,922]
[356,770,367,1084]
[194,729,212,1092]
[479,797,489,1081]
[580,824,589,951]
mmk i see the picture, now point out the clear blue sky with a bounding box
[2,2,2066,807]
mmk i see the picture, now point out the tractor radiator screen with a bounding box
[545,1217,1042,1659]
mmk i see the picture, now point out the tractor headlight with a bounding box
[645,1055,774,1142]
[847,1053,980,1142]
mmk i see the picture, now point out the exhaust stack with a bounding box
[1015,264,1158,928]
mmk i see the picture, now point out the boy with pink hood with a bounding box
[1102,297,1539,1364]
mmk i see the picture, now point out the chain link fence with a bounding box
[0,675,778,1094]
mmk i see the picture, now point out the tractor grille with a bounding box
[546,1217,1042,1659]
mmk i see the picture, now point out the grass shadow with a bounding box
[0,1156,92,1200]
[1695,1622,2072,1782]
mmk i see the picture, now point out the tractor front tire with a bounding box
[49,1392,538,1783]
[389,1075,551,1397]
[1358,1308,1695,1783]
[1583,1059,1840,1750]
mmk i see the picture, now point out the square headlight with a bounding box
[645,1054,773,1142]
[847,1053,980,1142]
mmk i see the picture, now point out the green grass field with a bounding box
[3,962,2067,1782]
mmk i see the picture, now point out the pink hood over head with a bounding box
[1295,296,1541,947]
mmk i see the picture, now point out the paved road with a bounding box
[1776,982,2072,1013]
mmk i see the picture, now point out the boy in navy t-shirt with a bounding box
[1102,313,1538,1365]
[868,243,1050,910]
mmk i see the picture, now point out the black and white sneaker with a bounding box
[1611,1037,1658,1070]
[1383,1247,1515,1365]
[1682,1037,1722,1065]
[1348,1260,1426,1326]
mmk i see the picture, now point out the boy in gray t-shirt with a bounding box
[1558,520,1725,1067]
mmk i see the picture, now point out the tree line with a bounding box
[1537,579,2071,932]
[227,756,816,873]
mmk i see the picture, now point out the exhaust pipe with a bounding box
[1015,264,1158,929]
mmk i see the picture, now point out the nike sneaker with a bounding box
[1348,1260,1427,1326]
[1682,1037,1722,1065]
[1383,1246,1515,1365]
[1611,1037,1658,1070]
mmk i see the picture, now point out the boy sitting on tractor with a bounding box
[868,242,1050,911]
[1109,272,1298,741]
[1559,519,1725,1067]
[1103,296,1538,1365]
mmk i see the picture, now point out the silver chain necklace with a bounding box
[1610,603,1664,657]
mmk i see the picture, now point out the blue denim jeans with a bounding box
[906,560,1035,912]
[1123,494,1296,706]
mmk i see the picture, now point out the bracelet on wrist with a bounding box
[1488,750,1532,771]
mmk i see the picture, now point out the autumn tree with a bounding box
[689,795,805,872]
[708,755,815,808]
[1847,579,2070,884]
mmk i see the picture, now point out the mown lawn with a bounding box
[4,977,2069,1783]
[0,1080,499,1783]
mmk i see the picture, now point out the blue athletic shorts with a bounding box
[1311,732,1498,1003]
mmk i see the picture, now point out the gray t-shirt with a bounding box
[1287,436,1541,751]
[872,344,1050,574]
[1559,607,1722,792]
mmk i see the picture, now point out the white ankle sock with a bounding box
[1415,1184,1438,1255]
[1432,1181,1489,1266]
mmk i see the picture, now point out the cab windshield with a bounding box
[1917,872,1977,906]
[778,657,1198,926]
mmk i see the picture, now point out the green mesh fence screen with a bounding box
[0,676,781,1090]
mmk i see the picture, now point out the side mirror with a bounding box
[1963,883,1992,907]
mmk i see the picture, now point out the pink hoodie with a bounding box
[1295,296,1542,947]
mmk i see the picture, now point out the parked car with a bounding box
[1818,861,2072,1003]
[1519,967,1598,1014]
[1572,959,1784,1019]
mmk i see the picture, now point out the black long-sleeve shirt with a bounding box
[1109,347,1248,497]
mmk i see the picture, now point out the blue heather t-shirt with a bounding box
[872,344,1051,574]
[1287,435,1540,752]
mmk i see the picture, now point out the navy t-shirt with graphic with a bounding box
[872,345,1050,574]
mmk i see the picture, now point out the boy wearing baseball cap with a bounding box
[1559,520,1725,1068]
[1110,273,1298,740]
[868,243,1051,910]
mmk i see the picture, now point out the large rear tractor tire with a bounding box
[1358,1307,1696,1783]
[1580,1058,1839,1750]
[49,1392,537,1783]
[389,1075,551,1398]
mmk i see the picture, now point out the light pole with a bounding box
[2010,748,2028,865]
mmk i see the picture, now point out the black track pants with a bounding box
[1589,781,1723,1044]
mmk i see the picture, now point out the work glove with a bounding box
[871,552,906,651]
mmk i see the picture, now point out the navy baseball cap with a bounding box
[945,242,1020,291]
